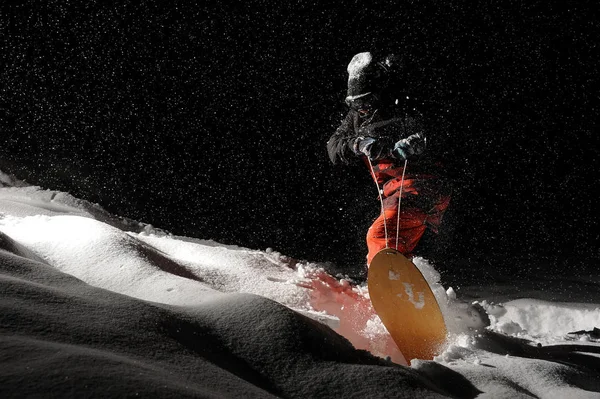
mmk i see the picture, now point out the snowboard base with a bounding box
[368,248,447,360]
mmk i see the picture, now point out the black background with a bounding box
[2,1,599,278]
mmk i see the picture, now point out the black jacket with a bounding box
[327,102,425,166]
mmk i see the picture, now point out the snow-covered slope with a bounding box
[1,172,599,398]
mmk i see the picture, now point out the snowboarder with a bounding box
[327,51,451,266]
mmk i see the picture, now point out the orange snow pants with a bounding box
[362,157,451,266]
[366,194,450,266]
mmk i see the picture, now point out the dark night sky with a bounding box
[2,1,600,276]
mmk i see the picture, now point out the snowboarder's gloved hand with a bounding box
[392,132,426,161]
[352,136,393,160]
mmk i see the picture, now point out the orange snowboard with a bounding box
[368,248,447,361]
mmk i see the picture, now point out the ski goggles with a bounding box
[345,93,375,113]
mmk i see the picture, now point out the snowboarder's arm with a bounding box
[326,112,361,165]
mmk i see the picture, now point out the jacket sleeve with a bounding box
[326,112,360,165]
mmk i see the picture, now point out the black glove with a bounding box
[352,136,394,160]
[391,132,426,161]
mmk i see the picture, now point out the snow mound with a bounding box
[488,299,600,340]
[0,253,452,398]
[0,214,311,309]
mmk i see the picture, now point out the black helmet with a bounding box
[345,52,402,117]
[345,52,393,102]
